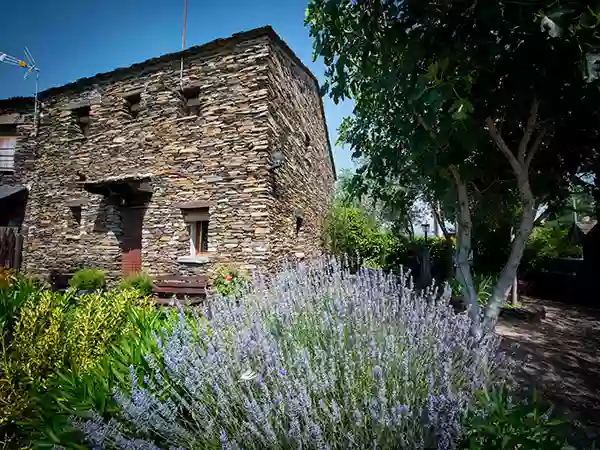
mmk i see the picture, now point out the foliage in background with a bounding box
[79,260,505,448]
[463,389,575,449]
[68,268,106,291]
[322,202,456,282]
[211,263,251,298]
[522,225,583,276]
[119,271,153,297]
[526,226,583,265]
[321,202,387,269]
[449,275,495,306]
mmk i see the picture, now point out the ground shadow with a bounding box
[497,298,600,442]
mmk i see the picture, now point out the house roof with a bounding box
[1,26,316,101]
[0,26,336,177]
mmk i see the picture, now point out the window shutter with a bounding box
[0,137,16,170]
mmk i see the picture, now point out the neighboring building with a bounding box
[0,26,335,280]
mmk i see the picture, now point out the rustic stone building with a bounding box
[0,26,335,280]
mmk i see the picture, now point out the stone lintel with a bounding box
[175,201,211,210]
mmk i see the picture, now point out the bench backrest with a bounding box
[153,275,208,289]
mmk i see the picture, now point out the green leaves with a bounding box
[463,388,578,449]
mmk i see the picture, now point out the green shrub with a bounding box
[0,270,45,332]
[211,263,250,297]
[119,271,153,296]
[524,226,583,272]
[0,287,148,447]
[322,203,411,271]
[69,268,106,291]
[322,204,378,264]
[25,305,175,448]
[463,389,575,449]
[449,274,495,305]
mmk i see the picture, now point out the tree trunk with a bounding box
[484,100,545,329]
[485,180,535,328]
[449,167,480,322]
[431,200,454,279]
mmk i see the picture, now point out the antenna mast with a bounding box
[180,0,188,89]
[0,48,41,134]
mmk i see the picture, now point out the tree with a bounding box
[306,0,600,329]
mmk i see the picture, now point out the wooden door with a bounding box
[120,206,144,277]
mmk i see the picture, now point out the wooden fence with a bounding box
[0,227,23,270]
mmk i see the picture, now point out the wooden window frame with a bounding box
[0,130,17,172]
[189,220,209,256]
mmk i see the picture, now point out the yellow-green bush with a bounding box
[8,289,142,381]
[0,284,148,447]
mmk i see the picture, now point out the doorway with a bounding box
[120,205,145,277]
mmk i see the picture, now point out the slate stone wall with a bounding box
[266,43,336,264]
[0,28,334,281]
[0,101,37,188]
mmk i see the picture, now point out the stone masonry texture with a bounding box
[0,26,335,281]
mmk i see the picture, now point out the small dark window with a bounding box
[304,133,311,147]
[181,86,201,116]
[296,216,303,235]
[125,93,142,119]
[69,206,82,228]
[74,106,91,138]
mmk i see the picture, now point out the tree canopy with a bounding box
[307,0,600,328]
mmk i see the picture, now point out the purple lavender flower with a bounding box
[79,257,504,449]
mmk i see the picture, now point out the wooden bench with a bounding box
[152,275,208,305]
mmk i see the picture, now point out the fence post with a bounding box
[13,232,23,270]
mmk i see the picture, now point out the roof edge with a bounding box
[0,25,336,178]
[1,26,318,102]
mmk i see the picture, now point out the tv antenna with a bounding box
[0,48,41,132]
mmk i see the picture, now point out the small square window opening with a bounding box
[181,86,201,116]
[304,132,311,147]
[74,106,91,138]
[125,93,142,119]
[296,216,303,235]
[68,206,82,232]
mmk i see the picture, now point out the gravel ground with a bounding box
[496,297,600,444]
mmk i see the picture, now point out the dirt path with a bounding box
[496,298,600,442]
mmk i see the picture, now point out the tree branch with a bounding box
[430,200,450,241]
[485,117,523,176]
[524,127,547,170]
[518,98,539,164]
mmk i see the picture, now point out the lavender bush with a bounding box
[78,259,507,449]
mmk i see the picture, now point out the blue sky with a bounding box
[0,0,355,173]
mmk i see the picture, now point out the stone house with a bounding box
[0,26,335,280]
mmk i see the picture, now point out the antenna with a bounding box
[0,48,41,134]
[179,0,188,89]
